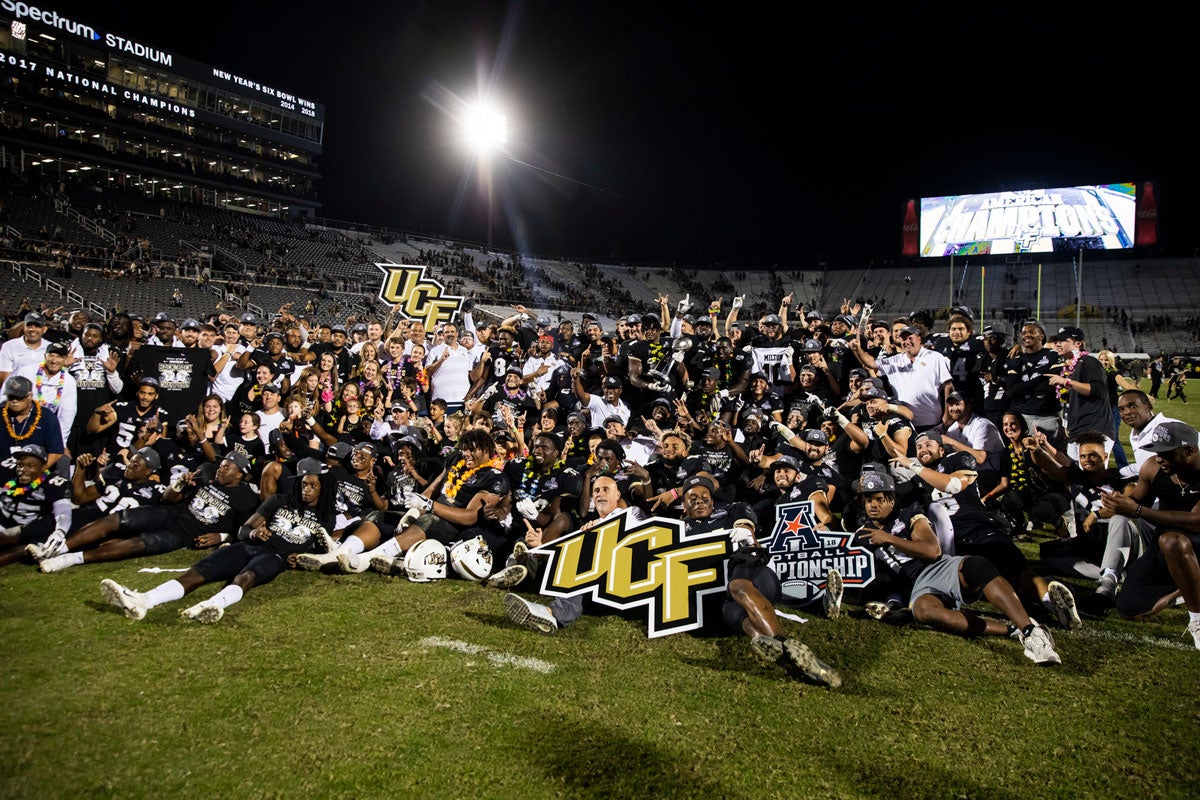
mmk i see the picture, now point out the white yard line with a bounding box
[419,636,557,673]
[1072,626,1196,653]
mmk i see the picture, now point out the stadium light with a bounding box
[460,100,508,155]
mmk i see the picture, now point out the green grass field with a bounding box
[4,385,1200,800]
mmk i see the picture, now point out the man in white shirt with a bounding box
[849,325,951,430]
[16,341,77,445]
[0,312,51,385]
[575,374,631,426]
[1118,389,1183,479]
[210,323,248,402]
[523,335,563,393]
[425,322,473,412]
[937,391,1005,491]
[256,384,285,444]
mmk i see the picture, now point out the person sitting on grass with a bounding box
[1099,421,1200,650]
[100,457,336,623]
[32,454,258,574]
[854,470,1062,665]
[0,444,72,568]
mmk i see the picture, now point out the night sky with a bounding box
[46,2,1200,267]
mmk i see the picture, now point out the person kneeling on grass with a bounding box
[853,470,1062,665]
[101,458,336,623]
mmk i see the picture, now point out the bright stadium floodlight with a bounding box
[461,100,508,155]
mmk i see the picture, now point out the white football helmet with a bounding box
[403,539,448,583]
[449,536,493,581]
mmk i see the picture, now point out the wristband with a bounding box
[1133,504,1141,518]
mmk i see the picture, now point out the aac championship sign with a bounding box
[764,502,875,603]
[376,262,465,331]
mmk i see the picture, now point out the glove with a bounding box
[832,408,851,428]
[770,421,794,438]
[516,498,540,520]
[729,527,757,549]
[783,345,795,362]
[677,293,690,314]
[402,491,433,513]
[461,297,475,313]
[731,295,744,310]
[718,389,729,399]
[671,351,686,363]
[646,381,671,393]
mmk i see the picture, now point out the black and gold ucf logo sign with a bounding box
[533,511,731,638]
[376,263,464,330]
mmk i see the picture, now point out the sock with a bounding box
[333,535,365,557]
[1101,568,1118,580]
[366,537,401,560]
[56,552,85,570]
[207,584,244,610]
[1040,592,1053,612]
[1023,623,1036,637]
[144,580,186,609]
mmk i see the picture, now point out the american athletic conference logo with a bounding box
[763,501,875,603]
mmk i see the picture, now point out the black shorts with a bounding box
[193,541,286,586]
[957,537,1027,589]
[120,505,190,555]
[1116,529,1200,617]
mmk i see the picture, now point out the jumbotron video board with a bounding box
[919,183,1137,257]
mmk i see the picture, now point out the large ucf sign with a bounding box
[533,512,730,638]
[375,263,464,331]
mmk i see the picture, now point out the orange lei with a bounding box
[442,456,500,500]
[3,401,42,442]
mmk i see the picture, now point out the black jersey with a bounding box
[171,478,258,540]
[923,450,1005,546]
[0,464,68,526]
[90,464,167,514]
[252,493,336,557]
[107,401,169,452]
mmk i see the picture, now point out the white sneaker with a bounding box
[100,578,148,621]
[180,601,224,624]
[370,555,406,576]
[1095,573,1119,600]
[336,552,370,574]
[1022,622,1062,665]
[485,564,528,589]
[504,593,557,634]
[823,569,843,619]
[1186,618,1200,651]
[317,530,339,553]
[26,531,67,560]
[295,552,335,571]
[1047,580,1082,629]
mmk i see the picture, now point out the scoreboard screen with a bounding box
[919,183,1136,257]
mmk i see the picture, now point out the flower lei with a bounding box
[443,455,500,500]
[1055,350,1084,405]
[645,340,665,366]
[1007,441,1030,493]
[34,365,65,408]
[517,455,564,497]
[3,401,42,441]
[3,472,45,496]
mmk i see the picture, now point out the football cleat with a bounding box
[26,531,67,561]
[1047,580,1082,629]
[504,593,557,634]
[180,601,224,624]
[294,552,335,571]
[484,564,528,589]
[369,555,407,577]
[100,578,148,621]
[336,553,371,574]
[823,568,843,619]
[780,638,842,688]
